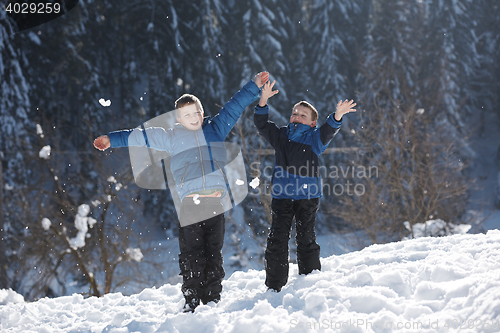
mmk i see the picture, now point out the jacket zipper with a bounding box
[214,160,232,203]
[214,160,228,185]
[195,131,206,189]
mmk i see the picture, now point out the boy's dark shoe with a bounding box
[182,296,200,313]
[201,297,220,305]
[266,286,282,293]
[201,290,221,305]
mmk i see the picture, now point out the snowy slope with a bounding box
[1,230,500,333]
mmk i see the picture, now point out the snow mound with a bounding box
[0,289,24,305]
[1,230,500,332]
[404,219,471,238]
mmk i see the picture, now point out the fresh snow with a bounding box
[2,230,500,332]
[0,289,24,306]
[403,219,471,239]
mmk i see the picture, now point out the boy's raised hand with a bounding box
[334,99,357,121]
[254,71,270,88]
[94,135,111,151]
[258,80,279,107]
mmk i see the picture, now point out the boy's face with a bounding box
[177,104,203,130]
[290,105,317,127]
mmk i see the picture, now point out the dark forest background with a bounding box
[1,0,499,300]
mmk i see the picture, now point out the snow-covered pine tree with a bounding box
[338,0,471,242]
[307,0,360,111]
[473,0,500,126]
[266,0,307,103]
[420,0,481,128]
[177,0,227,109]
[0,3,32,290]
[302,0,368,233]
[4,0,173,299]
[224,0,288,107]
[0,6,31,176]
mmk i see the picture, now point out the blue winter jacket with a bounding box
[109,80,260,201]
[254,104,342,200]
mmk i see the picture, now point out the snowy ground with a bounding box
[2,230,500,333]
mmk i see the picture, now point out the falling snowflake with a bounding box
[99,98,111,107]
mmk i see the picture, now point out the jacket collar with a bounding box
[287,122,314,139]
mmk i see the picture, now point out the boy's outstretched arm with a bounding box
[210,71,269,140]
[94,128,173,152]
[254,80,280,148]
[94,135,110,150]
[317,99,357,154]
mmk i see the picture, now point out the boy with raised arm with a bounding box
[254,80,356,292]
[94,71,269,312]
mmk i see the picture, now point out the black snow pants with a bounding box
[178,197,225,307]
[265,198,321,291]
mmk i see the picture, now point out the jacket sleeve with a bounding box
[210,80,261,140]
[253,104,281,149]
[314,113,342,154]
[108,127,173,153]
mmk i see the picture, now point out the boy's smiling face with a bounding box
[290,105,317,127]
[177,104,203,130]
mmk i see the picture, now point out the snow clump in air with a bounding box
[249,177,260,189]
[39,145,51,159]
[68,204,97,250]
[41,218,51,231]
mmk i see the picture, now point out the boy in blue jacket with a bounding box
[94,71,269,312]
[254,80,356,292]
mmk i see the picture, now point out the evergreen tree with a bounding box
[307,0,361,111]
[0,2,32,289]
[304,0,368,233]
[420,0,481,128]
[340,0,472,241]
[474,0,500,123]
[224,0,288,109]
[273,0,312,104]
[7,0,171,299]
[177,0,227,108]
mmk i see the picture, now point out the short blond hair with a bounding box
[293,101,318,121]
